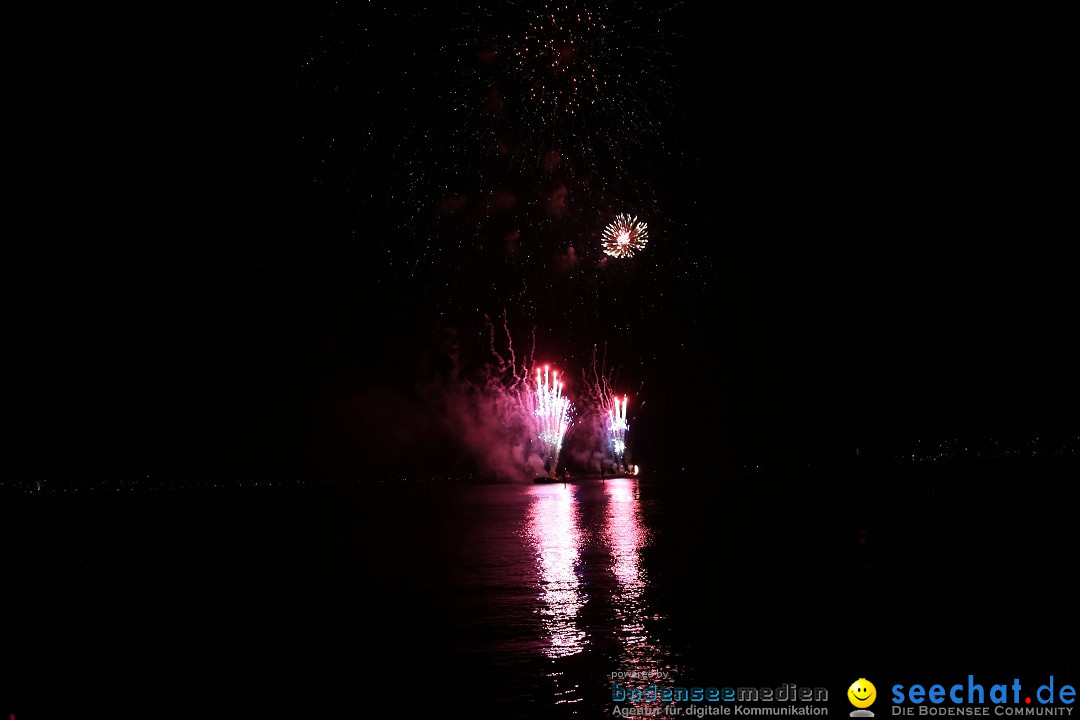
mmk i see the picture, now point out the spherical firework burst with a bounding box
[601,214,649,258]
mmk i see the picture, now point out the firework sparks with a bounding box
[602,214,649,258]
[299,3,688,327]
[535,364,573,476]
[511,5,605,117]
[609,394,629,463]
[480,1,676,176]
[583,344,639,474]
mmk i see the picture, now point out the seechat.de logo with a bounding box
[891,676,1076,716]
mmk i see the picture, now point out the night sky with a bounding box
[41,4,1074,484]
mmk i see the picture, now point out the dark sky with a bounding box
[35,4,1074,482]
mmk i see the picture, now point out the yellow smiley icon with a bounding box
[848,679,877,709]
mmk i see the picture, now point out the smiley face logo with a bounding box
[848,679,877,709]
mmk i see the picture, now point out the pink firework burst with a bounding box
[601,214,649,258]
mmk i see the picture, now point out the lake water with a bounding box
[4,459,1076,718]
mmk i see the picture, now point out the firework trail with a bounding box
[535,364,573,476]
[601,213,649,258]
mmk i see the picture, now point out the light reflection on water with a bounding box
[606,478,649,646]
[525,482,587,659]
[606,478,678,709]
[522,478,676,713]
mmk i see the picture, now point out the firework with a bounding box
[535,364,573,476]
[511,5,605,118]
[583,344,639,474]
[299,3,688,331]
[478,2,677,177]
[601,214,649,258]
[609,394,629,463]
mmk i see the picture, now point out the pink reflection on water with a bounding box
[606,478,675,706]
[605,479,649,643]
[526,483,586,658]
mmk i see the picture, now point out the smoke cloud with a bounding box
[340,323,631,482]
